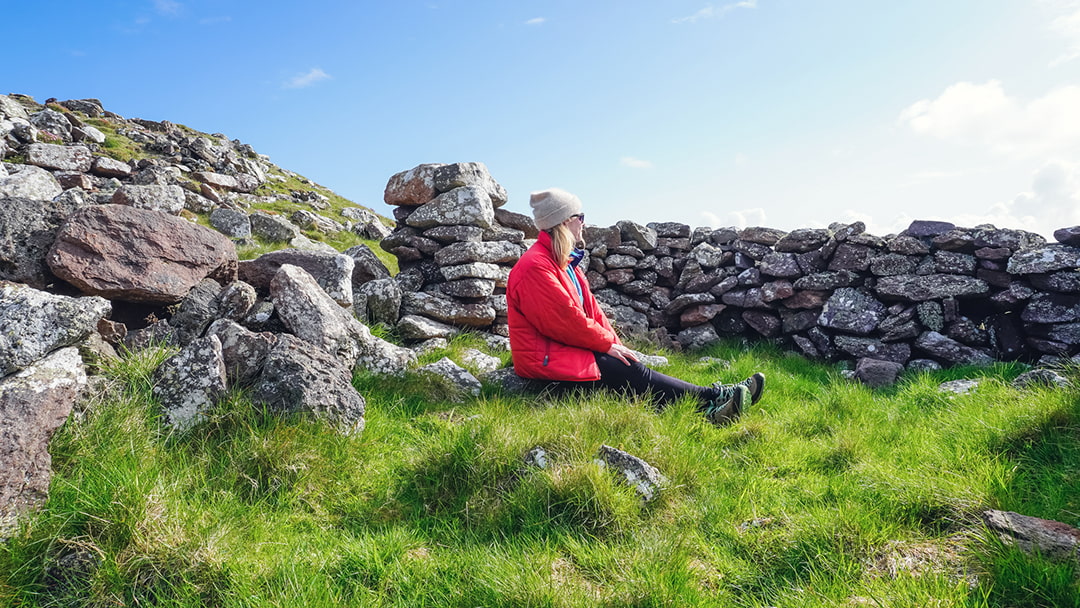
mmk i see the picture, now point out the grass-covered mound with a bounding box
[2,338,1078,607]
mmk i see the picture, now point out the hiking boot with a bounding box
[712,372,766,405]
[703,384,749,426]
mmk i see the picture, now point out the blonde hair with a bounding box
[548,223,576,268]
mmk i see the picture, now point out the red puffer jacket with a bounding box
[506,231,621,381]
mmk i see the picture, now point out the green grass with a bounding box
[3,339,1078,607]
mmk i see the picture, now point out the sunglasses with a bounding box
[569,213,586,223]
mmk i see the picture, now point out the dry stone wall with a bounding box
[381,164,1080,375]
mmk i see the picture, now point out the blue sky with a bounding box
[7,1,1080,238]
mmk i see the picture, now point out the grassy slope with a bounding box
[2,337,1078,607]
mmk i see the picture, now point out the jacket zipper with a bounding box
[543,340,550,366]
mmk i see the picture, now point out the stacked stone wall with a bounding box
[383,164,1080,375]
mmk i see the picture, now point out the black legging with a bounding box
[575,353,709,408]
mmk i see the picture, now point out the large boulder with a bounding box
[0,348,87,539]
[384,163,444,206]
[47,204,237,304]
[0,165,63,200]
[152,336,227,432]
[26,143,92,172]
[110,184,186,215]
[0,194,91,287]
[0,284,110,377]
[251,334,367,435]
[270,264,415,374]
[239,249,354,307]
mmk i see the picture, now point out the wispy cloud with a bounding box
[1050,5,1080,66]
[199,15,232,25]
[284,67,332,89]
[620,156,654,169]
[153,0,182,16]
[525,17,546,26]
[672,0,757,24]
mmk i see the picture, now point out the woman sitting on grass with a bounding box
[505,188,765,424]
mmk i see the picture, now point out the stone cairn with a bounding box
[376,162,535,342]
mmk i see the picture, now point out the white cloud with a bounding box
[199,16,232,25]
[899,80,1080,157]
[284,68,331,89]
[154,0,181,15]
[525,17,546,26]
[620,156,653,169]
[673,0,757,24]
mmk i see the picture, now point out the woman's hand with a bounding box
[606,343,639,366]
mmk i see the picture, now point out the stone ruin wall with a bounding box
[379,163,1080,374]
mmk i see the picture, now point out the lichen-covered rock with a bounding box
[819,288,886,335]
[597,445,668,502]
[210,207,251,238]
[354,277,403,326]
[168,279,222,345]
[416,357,482,402]
[0,347,86,539]
[1054,226,1080,247]
[152,335,227,432]
[397,314,459,341]
[401,291,496,328]
[110,184,186,215]
[249,211,301,242]
[404,186,495,229]
[1011,368,1072,389]
[0,164,63,200]
[1021,292,1080,324]
[343,244,392,285]
[0,284,110,377]
[0,194,91,288]
[432,162,508,207]
[433,240,523,266]
[874,274,989,301]
[834,335,911,364]
[251,334,366,435]
[26,142,91,172]
[677,323,721,350]
[204,319,276,386]
[271,264,415,374]
[1007,244,1080,275]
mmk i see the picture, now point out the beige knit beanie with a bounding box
[529,188,582,230]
